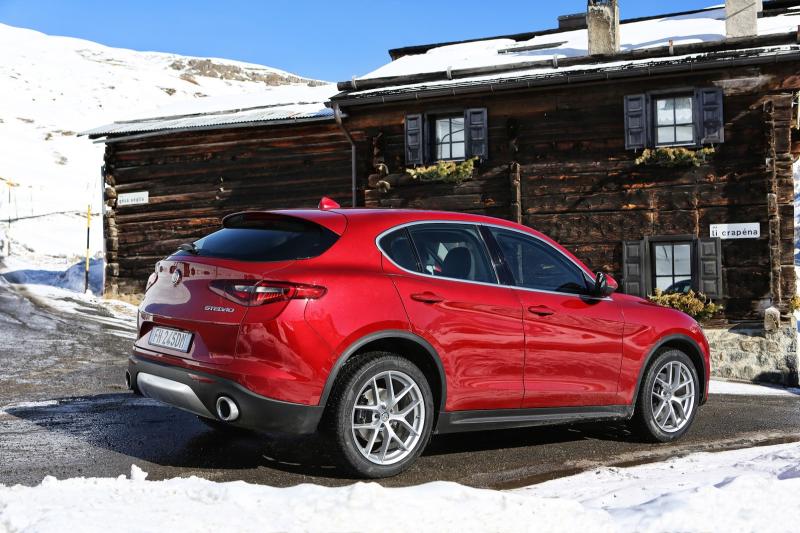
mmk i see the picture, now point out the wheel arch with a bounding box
[319,330,447,416]
[631,334,708,408]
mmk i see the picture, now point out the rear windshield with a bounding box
[176,216,339,262]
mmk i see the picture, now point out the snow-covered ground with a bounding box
[1,442,798,533]
[0,22,333,273]
[710,379,800,397]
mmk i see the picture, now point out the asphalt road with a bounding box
[1,280,799,489]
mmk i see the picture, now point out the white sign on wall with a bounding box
[709,223,760,240]
[117,191,149,206]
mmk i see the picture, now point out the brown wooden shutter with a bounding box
[696,88,725,144]
[622,240,647,297]
[464,108,488,159]
[696,237,722,299]
[405,113,424,165]
[624,94,648,150]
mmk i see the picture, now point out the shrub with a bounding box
[635,147,715,168]
[647,289,722,321]
[406,158,477,184]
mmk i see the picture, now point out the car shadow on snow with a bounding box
[4,393,634,481]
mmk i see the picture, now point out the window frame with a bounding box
[644,235,698,296]
[431,114,467,162]
[653,94,696,148]
[650,240,695,294]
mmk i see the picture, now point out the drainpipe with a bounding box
[333,104,358,208]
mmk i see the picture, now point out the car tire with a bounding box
[630,349,700,443]
[325,351,435,478]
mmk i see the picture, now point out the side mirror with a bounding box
[593,272,618,297]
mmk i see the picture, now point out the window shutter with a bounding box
[405,113,424,166]
[622,240,647,297]
[464,108,489,159]
[696,88,725,144]
[624,94,648,150]
[696,237,722,299]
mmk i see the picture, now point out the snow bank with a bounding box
[3,443,800,533]
[0,469,612,533]
[518,441,800,533]
[710,379,800,397]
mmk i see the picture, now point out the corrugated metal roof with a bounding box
[82,103,334,138]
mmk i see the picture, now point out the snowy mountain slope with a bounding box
[0,22,334,269]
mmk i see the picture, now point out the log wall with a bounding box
[102,121,355,294]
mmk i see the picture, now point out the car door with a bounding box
[379,223,525,411]
[484,226,624,408]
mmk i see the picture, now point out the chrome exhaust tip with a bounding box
[216,396,240,422]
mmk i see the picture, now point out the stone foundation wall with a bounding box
[705,317,799,386]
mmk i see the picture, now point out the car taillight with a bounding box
[145,272,158,292]
[209,280,326,307]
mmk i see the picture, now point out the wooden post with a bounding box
[84,204,91,293]
[509,162,522,224]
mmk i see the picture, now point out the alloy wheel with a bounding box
[350,370,425,466]
[650,360,696,433]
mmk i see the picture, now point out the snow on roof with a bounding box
[82,102,334,137]
[341,44,800,102]
[358,7,799,81]
[83,84,340,138]
[333,2,800,104]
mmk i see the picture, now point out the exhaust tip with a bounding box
[216,396,240,422]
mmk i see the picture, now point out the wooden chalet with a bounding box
[86,0,800,383]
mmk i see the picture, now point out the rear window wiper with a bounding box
[178,242,199,254]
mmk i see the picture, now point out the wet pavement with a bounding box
[1,281,799,489]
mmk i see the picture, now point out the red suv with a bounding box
[128,201,710,478]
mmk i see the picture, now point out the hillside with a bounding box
[0,22,334,269]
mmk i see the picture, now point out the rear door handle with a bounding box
[411,292,445,304]
[528,305,555,317]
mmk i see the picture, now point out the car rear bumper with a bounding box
[127,355,323,434]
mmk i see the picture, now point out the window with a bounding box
[182,214,338,262]
[434,116,466,160]
[622,237,722,299]
[490,228,590,295]
[404,109,488,165]
[652,242,692,293]
[379,229,419,272]
[624,88,725,150]
[655,96,694,146]
[405,224,496,284]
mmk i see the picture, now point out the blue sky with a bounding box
[0,0,714,81]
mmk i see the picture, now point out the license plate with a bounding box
[149,327,193,353]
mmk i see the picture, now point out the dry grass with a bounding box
[107,292,143,306]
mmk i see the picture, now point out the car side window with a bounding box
[490,228,589,295]
[379,229,420,272]
[407,224,497,284]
